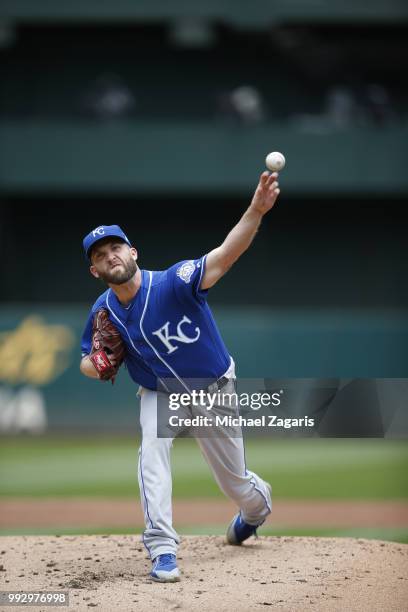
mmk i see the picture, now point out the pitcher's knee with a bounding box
[219,479,254,505]
[140,437,173,453]
[224,478,272,516]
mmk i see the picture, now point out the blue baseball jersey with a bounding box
[81,256,232,392]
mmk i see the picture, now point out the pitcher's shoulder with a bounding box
[90,289,110,312]
[146,268,169,288]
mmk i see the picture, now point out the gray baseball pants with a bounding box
[137,362,272,560]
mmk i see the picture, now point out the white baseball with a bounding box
[265,151,286,172]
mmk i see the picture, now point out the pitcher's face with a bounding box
[90,239,138,285]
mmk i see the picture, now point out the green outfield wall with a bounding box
[1,122,407,195]
[0,306,407,433]
[2,0,407,24]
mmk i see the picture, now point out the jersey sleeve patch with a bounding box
[171,255,208,304]
[176,260,196,284]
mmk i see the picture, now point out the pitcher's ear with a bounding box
[90,265,100,279]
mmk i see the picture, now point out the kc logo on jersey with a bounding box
[176,261,195,284]
[152,315,201,354]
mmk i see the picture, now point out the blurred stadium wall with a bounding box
[0,1,407,433]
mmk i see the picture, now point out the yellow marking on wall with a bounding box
[0,316,75,386]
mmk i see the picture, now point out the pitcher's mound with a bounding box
[2,535,407,611]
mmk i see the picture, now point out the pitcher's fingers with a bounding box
[266,172,279,187]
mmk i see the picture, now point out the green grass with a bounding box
[1,525,407,544]
[0,436,407,499]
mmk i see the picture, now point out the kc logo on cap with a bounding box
[83,224,132,260]
[92,226,106,237]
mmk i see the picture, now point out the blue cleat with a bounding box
[150,554,180,582]
[226,513,261,545]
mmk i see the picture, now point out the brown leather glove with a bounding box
[89,309,125,383]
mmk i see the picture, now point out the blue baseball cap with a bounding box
[83,224,132,260]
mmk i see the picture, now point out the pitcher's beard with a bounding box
[100,259,137,285]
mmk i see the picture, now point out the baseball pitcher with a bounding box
[80,171,280,582]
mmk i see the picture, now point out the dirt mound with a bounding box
[1,535,407,611]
